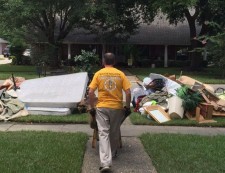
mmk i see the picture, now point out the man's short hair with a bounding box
[104,53,115,65]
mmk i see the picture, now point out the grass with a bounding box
[140,133,225,173]
[12,113,89,124]
[0,64,37,79]
[0,131,88,173]
[130,112,225,127]
[128,67,225,84]
[1,64,225,83]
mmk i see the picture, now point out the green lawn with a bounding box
[0,64,37,79]
[10,111,225,127]
[0,131,88,173]
[1,65,225,83]
[130,112,225,127]
[12,113,89,124]
[128,67,225,84]
[140,133,225,173]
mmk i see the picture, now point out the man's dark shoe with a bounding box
[99,166,111,172]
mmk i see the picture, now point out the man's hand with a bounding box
[124,106,131,117]
[89,108,96,117]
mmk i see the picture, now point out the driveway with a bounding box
[0,57,12,64]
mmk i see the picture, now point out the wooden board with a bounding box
[178,76,214,92]
[144,105,171,123]
[212,111,225,117]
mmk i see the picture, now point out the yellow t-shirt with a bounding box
[89,67,131,109]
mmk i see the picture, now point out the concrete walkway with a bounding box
[82,137,157,173]
[0,57,12,64]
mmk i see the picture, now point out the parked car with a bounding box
[3,47,10,57]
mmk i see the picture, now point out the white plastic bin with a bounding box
[168,96,184,119]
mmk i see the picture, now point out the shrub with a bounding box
[10,45,26,65]
[11,56,17,65]
[74,49,99,74]
[8,56,15,60]
[21,56,32,65]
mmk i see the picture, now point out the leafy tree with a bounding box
[83,0,140,59]
[0,0,141,67]
[0,0,88,67]
[74,49,99,75]
[139,0,217,70]
[205,28,225,77]
[208,1,225,29]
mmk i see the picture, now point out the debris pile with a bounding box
[132,73,225,124]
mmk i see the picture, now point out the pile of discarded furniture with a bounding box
[132,73,225,124]
[0,72,89,120]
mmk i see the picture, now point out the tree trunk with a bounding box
[46,42,61,68]
[186,11,203,71]
[190,40,203,70]
[102,44,106,65]
[52,45,61,68]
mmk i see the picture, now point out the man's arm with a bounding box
[88,88,96,109]
[124,88,131,108]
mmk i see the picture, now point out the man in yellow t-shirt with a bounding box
[89,52,131,172]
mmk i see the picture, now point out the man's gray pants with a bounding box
[96,108,125,167]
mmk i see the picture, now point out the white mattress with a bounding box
[26,107,71,116]
[17,72,88,108]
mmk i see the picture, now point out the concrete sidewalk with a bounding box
[1,122,225,136]
[82,137,157,173]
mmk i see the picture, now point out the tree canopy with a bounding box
[0,0,140,67]
[1,0,225,69]
[139,0,224,69]
[84,0,140,42]
[0,0,88,66]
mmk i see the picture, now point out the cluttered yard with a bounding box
[1,64,225,127]
[1,64,225,173]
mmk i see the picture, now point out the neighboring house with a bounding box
[0,38,9,56]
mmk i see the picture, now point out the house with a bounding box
[37,14,203,67]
